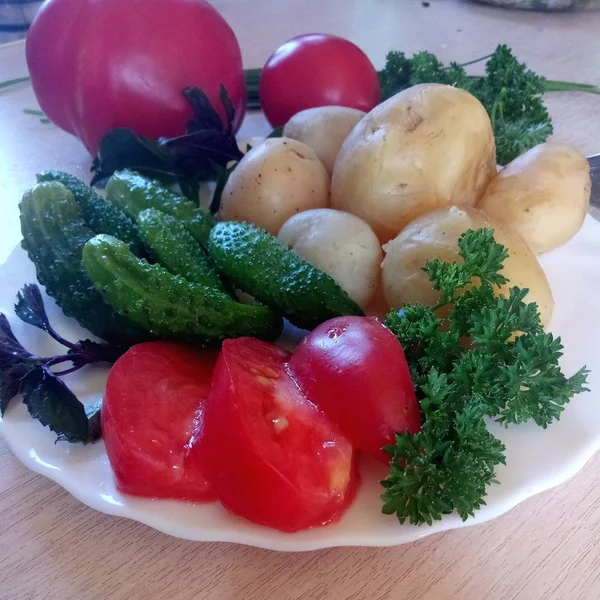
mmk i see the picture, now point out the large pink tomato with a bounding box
[26,0,246,154]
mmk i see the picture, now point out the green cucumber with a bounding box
[106,170,215,246]
[207,222,364,330]
[82,234,282,344]
[19,182,145,343]
[137,208,228,293]
[36,170,143,254]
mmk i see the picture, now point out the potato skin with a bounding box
[283,106,365,175]
[331,83,497,243]
[477,143,591,254]
[278,208,382,308]
[219,138,330,235]
[381,206,554,327]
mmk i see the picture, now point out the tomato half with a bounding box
[197,338,357,532]
[259,33,381,128]
[102,342,218,502]
[288,317,421,463]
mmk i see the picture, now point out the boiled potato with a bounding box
[381,206,554,327]
[331,84,497,243]
[477,143,591,254]
[278,209,382,308]
[283,106,365,175]
[219,138,329,235]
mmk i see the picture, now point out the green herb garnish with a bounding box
[381,228,589,525]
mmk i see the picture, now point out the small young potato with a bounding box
[331,83,497,243]
[278,208,382,308]
[381,205,554,327]
[283,106,365,175]
[477,143,591,254]
[219,138,330,235]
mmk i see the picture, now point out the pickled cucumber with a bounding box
[137,208,228,293]
[82,234,282,344]
[208,222,364,330]
[19,182,145,343]
[36,170,143,254]
[106,170,215,246]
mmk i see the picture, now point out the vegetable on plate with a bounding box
[218,138,330,235]
[288,316,421,463]
[282,106,365,175]
[382,228,588,525]
[477,143,592,254]
[208,221,364,330]
[106,170,216,246]
[19,182,145,344]
[381,205,554,327]
[26,0,246,154]
[195,337,357,531]
[103,342,218,501]
[331,83,497,243]
[81,234,282,344]
[137,208,229,293]
[259,33,381,128]
[278,208,382,309]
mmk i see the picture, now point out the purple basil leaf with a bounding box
[184,87,224,133]
[20,367,90,443]
[218,84,236,135]
[68,339,126,368]
[0,313,33,360]
[0,362,35,416]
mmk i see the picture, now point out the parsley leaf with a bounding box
[382,228,589,525]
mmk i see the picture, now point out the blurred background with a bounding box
[2,0,600,44]
[0,0,42,42]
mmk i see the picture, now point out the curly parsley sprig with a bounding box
[382,228,589,526]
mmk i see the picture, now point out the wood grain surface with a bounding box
[1,2,600,599]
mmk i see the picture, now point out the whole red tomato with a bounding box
[103,342,218,502]
[26,0,246,154]
[259,33,381,128]
[197,338,357,532]
[288,317,421,463]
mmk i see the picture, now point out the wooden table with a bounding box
[1,2,600,599]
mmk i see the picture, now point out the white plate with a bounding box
[1,217,600,551]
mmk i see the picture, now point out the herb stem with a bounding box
[458,53,493,68]
[544,80,600,94]
[44,354,75,368]
[51,365,84,377]
[0,76,30,90]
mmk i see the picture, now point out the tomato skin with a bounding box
[26,0,245,154]
[102,342,218,502]
[259,33,381,128]
[288,317,421,463]
[197,338,357,532]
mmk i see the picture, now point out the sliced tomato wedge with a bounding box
[102,341,218,502]
[288,316,421,463]
[196,338,357,532]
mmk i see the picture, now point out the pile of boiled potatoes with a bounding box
[218,83,591,327]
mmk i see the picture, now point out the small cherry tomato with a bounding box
[197,337,357,532]
[103,342,218,502]
[288,317,421,463]
[259,34,381,128]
